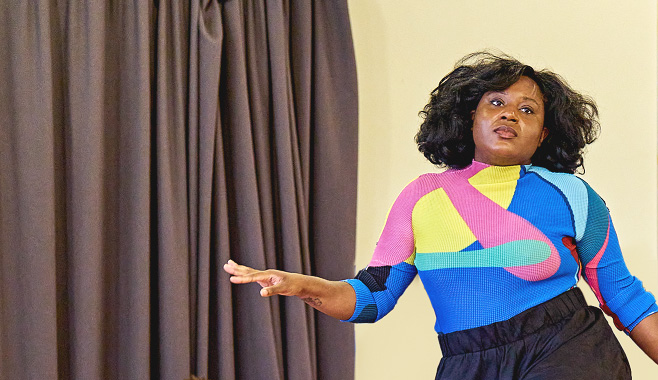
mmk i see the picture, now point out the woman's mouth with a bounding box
[494,126,518,138]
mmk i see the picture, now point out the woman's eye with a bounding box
[490,99,503,106]
[520,107,534,114]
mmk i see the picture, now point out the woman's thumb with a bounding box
[260,283,284,297]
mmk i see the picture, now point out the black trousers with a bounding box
[435,288,631,380]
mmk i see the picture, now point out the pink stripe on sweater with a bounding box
[441,166,560,281]
[584,219,610,306]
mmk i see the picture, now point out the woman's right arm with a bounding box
[223,260,356,321]
[225,178,426,323]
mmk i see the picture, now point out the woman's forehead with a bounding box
[485,77,544,103]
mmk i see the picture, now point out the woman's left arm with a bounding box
[572,179,658,363]
[630,312,658,364]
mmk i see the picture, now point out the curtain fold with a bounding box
[0,1,357,379]
[309,2,359,378]
[0,2,59,379]
[153,2,192,379]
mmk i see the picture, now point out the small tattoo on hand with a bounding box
[302,297,322,307]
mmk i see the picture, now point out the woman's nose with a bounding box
[500,109,518,122]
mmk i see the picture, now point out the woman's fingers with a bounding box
[224,261,300,297]
[228,270,274,284]
[222,260,239,275]
[224,260,266,284]
[223,260,259,276]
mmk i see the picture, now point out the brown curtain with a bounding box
[0,1,358,379]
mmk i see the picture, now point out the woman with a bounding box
[224,52,658,379]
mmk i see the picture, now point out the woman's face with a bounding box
[472,76,548,166]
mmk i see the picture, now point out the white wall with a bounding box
[347,1,658,378]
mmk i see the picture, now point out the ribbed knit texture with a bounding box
[344,160,658,334]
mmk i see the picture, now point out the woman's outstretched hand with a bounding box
[223,260,305,297]
[223,259,357,320]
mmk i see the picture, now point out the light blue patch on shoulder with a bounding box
[526,167,588,241]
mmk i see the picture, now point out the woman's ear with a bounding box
[538,128,549,146]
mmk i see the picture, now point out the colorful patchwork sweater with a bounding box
[343,160,658,334]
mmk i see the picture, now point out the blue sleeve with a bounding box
[576,181,658,333]
[341,262,417,323]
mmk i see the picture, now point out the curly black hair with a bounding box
[416,52,599,173]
